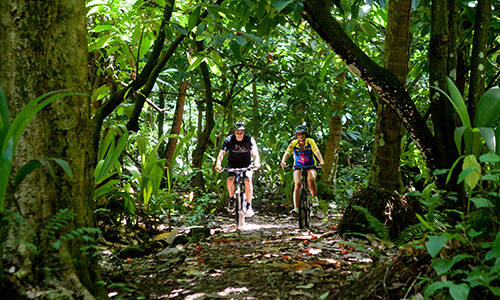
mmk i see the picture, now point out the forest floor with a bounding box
[98,202,428,300]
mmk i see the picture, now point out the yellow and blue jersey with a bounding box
[285,138,319,167]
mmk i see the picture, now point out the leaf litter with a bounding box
[99,208,419,299]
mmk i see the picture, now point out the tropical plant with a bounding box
[0,88,80,281]
[436,78,500,214]
[423,229,500,300]
[0,88,80,213]
[94,125,129,197]
[126,133,167,217]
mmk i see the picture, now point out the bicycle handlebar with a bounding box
[283,164,322,170]
[222,165,254,173]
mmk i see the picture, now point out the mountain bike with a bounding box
[222,166,253,229]
[285,165,319,229]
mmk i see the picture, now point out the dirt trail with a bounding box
[100,211,385,300]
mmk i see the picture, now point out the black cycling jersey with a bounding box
[221,134,257,168]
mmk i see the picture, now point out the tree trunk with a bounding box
[467,0,491,126]
[192,40,216,190]
[252,76,260,138]
[368,0,411,192]
[165,81,188,169]
[429,0,459,169]
[0,1,105,299]
[302,0,444,182]
[320,71,345,189]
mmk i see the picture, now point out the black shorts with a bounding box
[293,165,317,171]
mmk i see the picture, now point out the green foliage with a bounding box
[394,222,437,245]
[352,205,390,241]
[351,204,443,246]
[42,209,101,252]
[95,125,128,186]
[422,230,500,300]
[336,164,370,205]
[0,88,80,213]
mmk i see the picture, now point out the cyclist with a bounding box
[280,124,324,215]
[215,121,260,217]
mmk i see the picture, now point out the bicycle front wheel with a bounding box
[298,187,305,229]
[304,195,311,228]
[235,191,245,228]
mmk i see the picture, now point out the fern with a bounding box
[188,230,206,244]
[352,205,444,245]
[352,205,391,241]
[394,222,432,245]
[43,209,77,237]
[42,209,101,250]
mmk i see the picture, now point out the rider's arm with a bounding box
[252,149,261,169]
[309,138,324,167]
[250,136,260,169]
[215,150,226,172]
[280,152,291,168]
[281,141,295,168]
[314,150,325,167]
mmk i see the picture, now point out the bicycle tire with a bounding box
[241,193,246,227]
[298,187,305,229]
[304,195,311,228]
[235,191,245,228]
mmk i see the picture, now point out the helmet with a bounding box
[233,121,246,130]
[294,125,307,134]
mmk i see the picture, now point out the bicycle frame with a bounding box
[223,166,252,229]
[287,165,316,229]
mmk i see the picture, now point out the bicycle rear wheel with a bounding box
[298,187,305,229]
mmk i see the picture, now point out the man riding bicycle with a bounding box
[215,121,260,217]
[280,125,324,215]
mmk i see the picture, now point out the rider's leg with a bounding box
[227,176,235,198]
[293,170,301,209]
[244,177,253,204]
[307,168,318,197]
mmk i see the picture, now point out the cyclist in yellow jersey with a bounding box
[280,125,324,215]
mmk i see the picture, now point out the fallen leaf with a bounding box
[289,290,311,296]
[211,238,235,243]
[184,268,204,276]
[153,228,178,244]
[293,261,311,271]
[296,283,314,289]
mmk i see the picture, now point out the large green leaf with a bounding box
[477,127,496,153]
[474,87,500,127]
[462,155,481,190]
[426,235,447,257]
[188,6,201,32]
[497,127,500,158]
[445,77,471,127]
[424,281,469,300]
[95,127,128,185]
[1,90,79,213]
[94,180,120,199]
[7,91,80,153]
[13,159,42,189]
[320,54,335,83]
[0,138,14,213]
[454,126,468,154]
